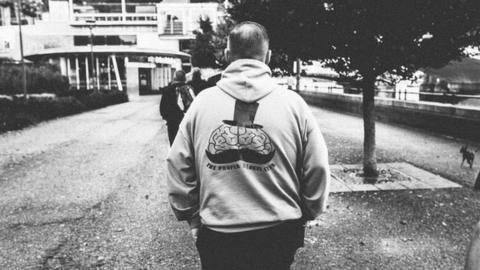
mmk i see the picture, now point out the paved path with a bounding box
[0,97,190,269]
[0,96,478,269]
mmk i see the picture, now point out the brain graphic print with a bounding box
[207,124,274,155]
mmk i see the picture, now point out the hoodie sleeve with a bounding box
[300,106,330,220]
[166,125,200,229]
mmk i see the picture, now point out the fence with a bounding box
[300,91,480,141]
[296,82,480,104]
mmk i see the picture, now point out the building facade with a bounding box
[0,0,221,96]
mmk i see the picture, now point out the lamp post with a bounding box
[86,19,96,91]
[15,0,27,99]
[295,58,301,92]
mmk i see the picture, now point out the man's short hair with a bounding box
[228,21,269,61]
[174,70,186,82]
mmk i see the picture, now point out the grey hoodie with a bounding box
[167,59,330,233]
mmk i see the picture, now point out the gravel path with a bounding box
[0,96,479,269]
[294,105,480,270]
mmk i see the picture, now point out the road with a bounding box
[0,95,478,269]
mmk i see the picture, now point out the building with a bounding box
[0,0,222,96]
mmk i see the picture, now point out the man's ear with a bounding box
[265,50,271,65]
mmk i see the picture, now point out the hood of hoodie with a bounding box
[217,59,279,103]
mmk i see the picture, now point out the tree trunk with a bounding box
[362,75,379,179]
[474,171,480,191]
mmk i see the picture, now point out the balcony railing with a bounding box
[163,21,184,35]
[157,3,219,36]
[71,13,159,25]
[69,2,220,36]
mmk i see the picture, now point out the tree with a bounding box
[212,15,235,68]
[190,17,217,68]
[0,0,42,18]
[0,63,69,95]
[191,15,238,68]
[230,0,480,178]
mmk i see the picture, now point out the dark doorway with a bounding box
[139,68,152,94]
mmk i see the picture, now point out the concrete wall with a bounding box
[137,33,179,51]
[48,1,70,22]
[0,27,16,59]
[300,91,480,141]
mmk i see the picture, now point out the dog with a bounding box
[460,145,476,168]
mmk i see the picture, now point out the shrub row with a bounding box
[0,64,69,95]
[0,90,129,133]
[58,90,130,109]
[78,90,130,110]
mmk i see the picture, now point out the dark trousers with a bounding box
[196,220,305,270]
[167,121,180,146]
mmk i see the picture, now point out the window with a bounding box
[119,35,136,45]
[179,39,193,52]
[74,36,89,46]
[72,0,164,14]
[73,0,122,14]
[0,7,4,26]
[93,36,106,45]
[129,55,149,63]
[125,0,162,13]
[74,35,137,46]
[106,36,121,45]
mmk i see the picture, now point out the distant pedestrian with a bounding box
[188,68,209,95]
[167,21,330,270]
[159,70,195,145]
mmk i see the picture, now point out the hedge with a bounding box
[0,90,129,133]
[0,64,69,95]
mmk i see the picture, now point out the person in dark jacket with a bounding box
[206,72,222,88]
[188,68,209,95]
[160,70,195,145]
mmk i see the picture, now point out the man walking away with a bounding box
[160,70,195,145]
[167,21,330,270]
[189,68,209,95]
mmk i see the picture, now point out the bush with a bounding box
[81,90,129,109]
[58,90,129,109]
[0,64,69,96]
[58,89,95,99]
[24,96,87,119]
[0,90,128,133]
[0,95,86,132]
[29,65,69,95]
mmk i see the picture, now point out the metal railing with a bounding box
[375,89,480,99]
[299,86,480,100]
[162,21,184,35]
[71,13,159,25]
